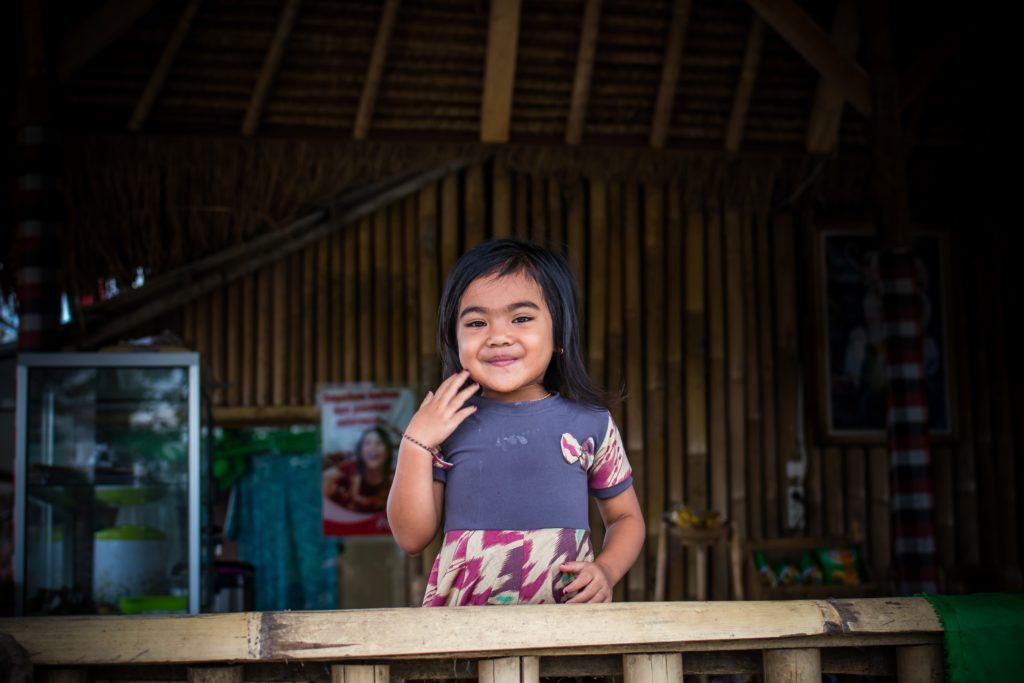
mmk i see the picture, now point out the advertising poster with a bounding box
[320,384,414,536]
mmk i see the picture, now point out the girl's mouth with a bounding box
[487,356,517,367]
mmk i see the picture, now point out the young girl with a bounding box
[387,239,644,605]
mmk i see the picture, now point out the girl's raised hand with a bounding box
[559,560,614,603]
[403,370,479,452]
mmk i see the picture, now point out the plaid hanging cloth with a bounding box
[882,248,938,594]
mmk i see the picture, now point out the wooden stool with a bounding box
[654,520,744,601]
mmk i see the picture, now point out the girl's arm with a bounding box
[560,486,645,603]
[387,370,478,554]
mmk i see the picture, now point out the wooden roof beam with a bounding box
[744,0,871,117]
[481,0,522,143]
[805,0,859,153]
[242,0,302,136]
[354,0,401,140]
[58,0,159,82]
[650,0,693,149]
[128,0,203,132]
[565,0,602,145]
[724,16,766,152]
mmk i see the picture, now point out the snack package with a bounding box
[775,562,800,586]
[754,551,777,587]
[815,546,862,585]
[799,552,824,585]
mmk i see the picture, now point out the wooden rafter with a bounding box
[565,0,602,145]
[242,0,302,136]
[77,160,472,349]
[354,0,401,140]
[650,0,693,149]
[805,0,858,153]
[724,16,765,152]
[58,0,159,82]
[129,0,203,132]
[481,0,522,143]
[744,0,870,116]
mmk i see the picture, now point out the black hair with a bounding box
[437,238,609,409]
[355,425,393,477]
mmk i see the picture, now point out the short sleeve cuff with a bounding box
[590,476,632,500]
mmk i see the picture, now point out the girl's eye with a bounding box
[512,316,533,324]
[465,320,485,328]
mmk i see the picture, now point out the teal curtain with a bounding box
[227,451,339,611]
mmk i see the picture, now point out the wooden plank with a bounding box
[492,161,512,238]
[418,185,440,389]
[724,209,747,558]
[289,252,303,404]
[353,0,401,139]
[755,214,779,538]
[547,180,564,253]
[623,183,646,601]
[58,0,160,81]
[868,445,891,581]
[586,180,608,388]
[772,213,800,532]
[565,0,601,145]
[128,0,201,131]
[441,172,460,278]
[330,663,389,683]
[706,205,728,598]
[643,184,667,589]
[743,0,870,116]
[272,260,288,405]
[650,0,693,148]
[331,232,344,382]
[241,274,256,405]
[464,164,486,248]
[724,16,765,152]
[623,653,684,683]
[390,206,404,383]
[256,268,271,405]
[374,211,390,383]
[1,599,942,665]
[226,281,241,406]
[741,211,763,541]
[241,0,302,135]
[479,657,536,683]
[531,176,547,245]
[317,235,331,388]
[342,220,358,382]
[357,217,373,381]
[845,447,866,542]
[480,0,522,142]
[404,196,420,388]
[665,189,685,601]
[762,648,820,683]
[805,0,858,153]
[303,247,316,402]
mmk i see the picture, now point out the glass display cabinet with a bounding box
[14,353,202,615]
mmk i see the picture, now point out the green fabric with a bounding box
[924,593,1024,683]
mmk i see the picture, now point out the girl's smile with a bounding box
[456,270,554,402]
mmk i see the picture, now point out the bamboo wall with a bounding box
[156,161,1021,601]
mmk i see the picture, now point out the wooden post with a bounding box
[763,648,821,683]
[478,656,539,683]
[896,644,943,683]
[480,0,522,142]
[186,666,243,683]
[623,653,684,683]
[330,664,389,683]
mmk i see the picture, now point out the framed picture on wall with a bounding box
[813,227,954,442]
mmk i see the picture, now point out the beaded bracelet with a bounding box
[402,432,453,470]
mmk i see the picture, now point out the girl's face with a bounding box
[456,270,554,402]
[359,430,388,469]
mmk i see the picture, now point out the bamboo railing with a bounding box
[1,598,945,682]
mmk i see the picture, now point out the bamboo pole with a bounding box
[772,213,800,532]
[567,180,585,309]
[226,281,241,406]
[741,211,763,540]
[241,274,255,405]
[623,654,683,683]
[586,179,608,388]
[706,205,728,598]
[805,0,858,153]
[289,252,303,404]
[807,444,823,537]
[762,648,820,683]
[724,16,765,152]
[303,246,315,402]
[418,185,440,389]
[649,0,693,148]
[358,217,373,381]
[210,288,224,405]
[353,0,401,140]
[465,164,486,248]
[480,0,522,142]
[846,447,866,544]
[665,189,685,600]
[390,205,405,383]
[492,161,512,238]
[331,663,389,683]
[565,0,600,145]
[441,172,459,278]
[724,208,747,567]
[547,179,563,253]
[755,214,779,537]
[478,657,538,683]
[241,0,301,135]
[374,211,390,383]
[895,644,943,683]
[257,268,271,406]
[404,196,420,389]
[824,447,844,537]
[272,260,287,405]
[530,176,547,245]
[187,666,242,683]
[513,173,529,239]
[344,214,359,382]
[317,236,330,389]
[644,184,667,580]
[624,184,646,601]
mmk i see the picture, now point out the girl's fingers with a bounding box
[435,369,471,402]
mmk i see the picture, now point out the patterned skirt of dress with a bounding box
[422,528,594,606]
